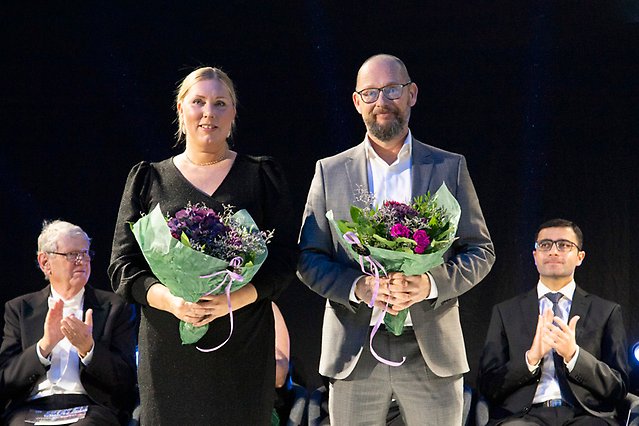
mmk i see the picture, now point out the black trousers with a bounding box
[492,405,615,426]
[4,394,120,426]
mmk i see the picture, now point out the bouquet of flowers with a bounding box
[131,203,272,348]
[328,182,461,337]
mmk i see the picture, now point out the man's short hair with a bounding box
[37,220,91,254]
[535,218,583,249]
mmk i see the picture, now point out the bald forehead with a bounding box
[356,55,410,88]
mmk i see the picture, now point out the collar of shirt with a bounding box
[536,280,574,323]
[364,131,413,209]
[49,286,85,312]
[364,130,413,167]
[536,280,576,302]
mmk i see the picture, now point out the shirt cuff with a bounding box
[349,276,364,303]
[425,273,438,300]
[525,350,540,372]
[79,343,95,365]
[36,344,52,366]
[565,346,579,372]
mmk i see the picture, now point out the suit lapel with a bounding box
[83,286,109,340]
[410,139,434,197]
[569,286,590,342]
[23,287,51,346]
[344,143,369,203]
[519,288,540,341]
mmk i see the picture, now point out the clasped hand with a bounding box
[527,308,580,366]
[39,299,94,358]
[354,272,431,315]
[171,294,229,327]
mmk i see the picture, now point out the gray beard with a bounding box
[365,111,407,142]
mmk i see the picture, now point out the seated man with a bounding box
[0,220,137,425]
[478,218,629,425]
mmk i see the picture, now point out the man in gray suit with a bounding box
[298,54,495,425]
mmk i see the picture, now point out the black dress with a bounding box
[108,155,297,425]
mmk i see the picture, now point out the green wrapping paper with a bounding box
[130,203,268,344]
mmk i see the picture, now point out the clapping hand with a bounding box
[527,308,580,365]
[38,299,65,357]
[38,301,95,358]
[544,314,580,363]
[527,308,554,366]
[62,309,94,358]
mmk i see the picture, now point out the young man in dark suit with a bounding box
[479,218,628,425]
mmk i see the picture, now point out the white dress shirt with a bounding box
[31,286,93,400]
[528,280,580,404]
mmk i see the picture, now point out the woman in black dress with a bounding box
[108,67,297,425]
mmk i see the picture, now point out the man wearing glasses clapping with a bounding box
[0,220,137,425]
[478,218,629,425]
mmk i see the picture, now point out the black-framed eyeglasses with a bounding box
[48,250,95,263]
[355,82,412,104]
[534,239,581,252]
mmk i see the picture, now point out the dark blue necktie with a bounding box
[545,292,563,322]
[544,292,577,407]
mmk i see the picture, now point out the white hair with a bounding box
[37,220,91,254]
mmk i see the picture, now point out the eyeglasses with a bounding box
[534,239,581,252]
[355,82,412,104]
[48,250,94,263]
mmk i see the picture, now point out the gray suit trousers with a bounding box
[329,328,463,426]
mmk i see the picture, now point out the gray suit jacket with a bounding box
[298,138,495,379]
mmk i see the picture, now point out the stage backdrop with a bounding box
[1,2,638,392]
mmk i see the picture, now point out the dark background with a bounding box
[2,1,638,393]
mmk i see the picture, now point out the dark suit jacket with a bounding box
[478,286,629,421]
[298,138,495,379]
[0,285,137,423]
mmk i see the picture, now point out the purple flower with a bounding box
[168,204,228,246]
[167,217,181,239]
[382,200,419,219]
[174,210,189,220]
[390,223,411,239]
[201,215,227,235]
[166,202,272,262]
[412,229,430,253]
